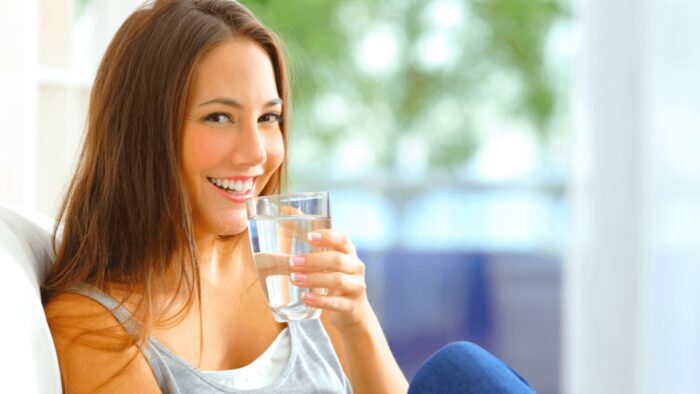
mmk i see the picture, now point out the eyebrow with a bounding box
[197,97,283,108]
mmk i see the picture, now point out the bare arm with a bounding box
[44,293,161,394]
[323,302,409,394]
[293,229,409,393]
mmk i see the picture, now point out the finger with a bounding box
[290,251,364,275]
[302,292,355,314]
[307,229,355,255]
[290,271,366,296]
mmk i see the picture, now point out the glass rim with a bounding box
[247,191,329,204]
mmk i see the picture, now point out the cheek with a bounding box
[266,132,285,169]
[182,128,230,177]
[256,133,285,194]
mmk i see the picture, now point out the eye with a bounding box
[203,112,233,124]
[259,112,283,124]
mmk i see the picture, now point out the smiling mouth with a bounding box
[207,177,254,194]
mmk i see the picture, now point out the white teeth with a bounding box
[208,177,254,193]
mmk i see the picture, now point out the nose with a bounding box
[232,119,267,167]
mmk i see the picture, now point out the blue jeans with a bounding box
[408,342,535,394]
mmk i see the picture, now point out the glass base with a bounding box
[270,305,322,322]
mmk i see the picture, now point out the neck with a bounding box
[194,231,257,287]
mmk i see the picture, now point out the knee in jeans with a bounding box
[431,341,490,368]
[442,341,485,356]
[410,341,534,394]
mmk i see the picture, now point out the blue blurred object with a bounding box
[408,342,535,394]
[359,250,561,394]
[463,253,493,349]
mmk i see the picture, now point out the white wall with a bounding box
[0,0,39,211]
[564,0,700,393]
[0,0,143,217]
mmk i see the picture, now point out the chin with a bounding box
[216,210,249,236]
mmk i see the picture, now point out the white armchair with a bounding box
[0,204,62,393]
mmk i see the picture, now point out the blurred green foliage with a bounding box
[79,0,567,177]
[243,0,567,177]
[76,0,91,15]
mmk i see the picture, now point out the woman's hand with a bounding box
[290,229,410,393]
[289,229,370,330]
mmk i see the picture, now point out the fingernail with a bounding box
[289,255,305,268]
[308,232,322,242]
[290,272,307,283]
[303,292,314,301]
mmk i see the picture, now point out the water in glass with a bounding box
[248,215,331,321]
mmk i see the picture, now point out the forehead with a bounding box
[189,37,279,103]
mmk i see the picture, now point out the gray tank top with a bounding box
[69,284,352,394]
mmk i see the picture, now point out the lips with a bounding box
[206,175,257,203]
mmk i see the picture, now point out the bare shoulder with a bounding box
[45,292,160,393]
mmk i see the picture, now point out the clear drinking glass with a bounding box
[246,192,331,322]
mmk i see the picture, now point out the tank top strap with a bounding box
[67,283,173,391]
[67,282,141,336]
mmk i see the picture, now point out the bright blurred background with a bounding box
[1,0,698,393]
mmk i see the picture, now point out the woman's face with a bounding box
[182,38,284,237]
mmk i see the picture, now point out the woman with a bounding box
[42,1,534,393]
[42,1,404,392]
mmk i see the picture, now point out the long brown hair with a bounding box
[42,0,289,346]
